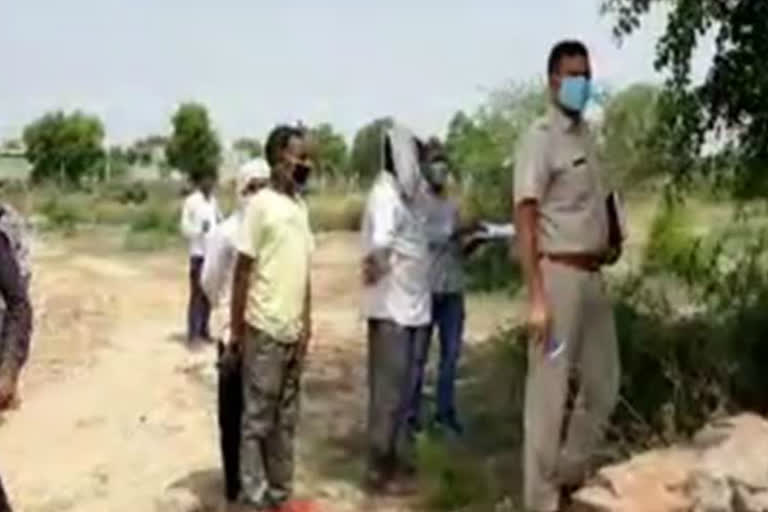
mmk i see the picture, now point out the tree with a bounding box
[599,83,664,187]
[443,83,547,220]
[306,123,348,178]
[233,137,262,158]
[348,117,394,183]
[165,103,221,182]
[22,111,105,185]
[602,0,768,182]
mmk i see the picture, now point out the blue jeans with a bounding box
[187,256,211,341]
[408,293,465,430]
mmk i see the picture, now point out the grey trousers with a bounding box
[367,319,430,478]
[523,260,620,512]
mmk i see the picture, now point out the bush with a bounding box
[128,204,178,235]
[610,223,768,451]
[464,243,522,294]
[307,192,364,232]
[416,433,493,510]
[38,196,83,235]
[642,200,698,275]
[122,201,180,251]
[415,327,527,510]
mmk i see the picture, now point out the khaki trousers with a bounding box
[523,260,620,512]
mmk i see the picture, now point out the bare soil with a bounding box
[0,231,515,512]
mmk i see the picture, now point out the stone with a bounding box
[573,414,768,512]
[733,485,768,512]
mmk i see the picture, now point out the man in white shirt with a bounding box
[361,123,431,495]
[201,159,270,504]
[180,173,222,344]
[201,159,271,316]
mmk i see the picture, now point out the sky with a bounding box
[0,0,711,146]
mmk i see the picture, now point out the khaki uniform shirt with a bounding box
[514,107,609,254]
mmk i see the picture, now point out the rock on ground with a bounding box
[572,414,768,512]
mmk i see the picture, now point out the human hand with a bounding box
[362,254,386,285]
[527,291,552,348]
[0,373,18,411]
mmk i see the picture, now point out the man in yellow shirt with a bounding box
[230,125,314,511]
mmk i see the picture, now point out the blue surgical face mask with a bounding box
[558,76,591,113]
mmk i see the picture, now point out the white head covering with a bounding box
[381,123,423,201]
[237,158,270,195]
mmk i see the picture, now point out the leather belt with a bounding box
[542,253,603,272]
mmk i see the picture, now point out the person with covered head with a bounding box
[201,158,271,504]
[360,123,431,495]
[201,158,271,314]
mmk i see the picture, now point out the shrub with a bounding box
[307,192,363,232]
[38,196,83,235]
[123,202,180,251]
[416,433,493,510]
[416,327,527,510]
[128,203,178,235]
[464,243,522,294]
[642,200,698,275]
[610,224,768,451]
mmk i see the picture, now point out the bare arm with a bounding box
[515,201,544,298]
[515,200,550,344]
[299,279,312,360]
[229,252,252,347]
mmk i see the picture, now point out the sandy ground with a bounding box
[0,231,515,512]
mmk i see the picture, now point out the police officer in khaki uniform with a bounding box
[514,40,620,512]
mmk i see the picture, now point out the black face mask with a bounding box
[430,183,444,195]
[293,163,311,187]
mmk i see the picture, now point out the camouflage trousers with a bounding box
[239,328,302,508]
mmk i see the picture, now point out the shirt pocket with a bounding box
[551,152,595,207]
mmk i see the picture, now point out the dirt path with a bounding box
[0,231,513,512]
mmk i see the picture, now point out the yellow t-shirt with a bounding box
[235,188,314,343]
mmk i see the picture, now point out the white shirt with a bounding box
[361,173,431,327]
[200,213,240,308]
[180,191,222,257]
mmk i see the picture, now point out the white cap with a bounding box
[237,158,270,194]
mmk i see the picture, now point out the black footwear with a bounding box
[559,484,580,510]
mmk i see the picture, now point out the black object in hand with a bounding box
[605,192,624,265]
[217,341,243,502]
